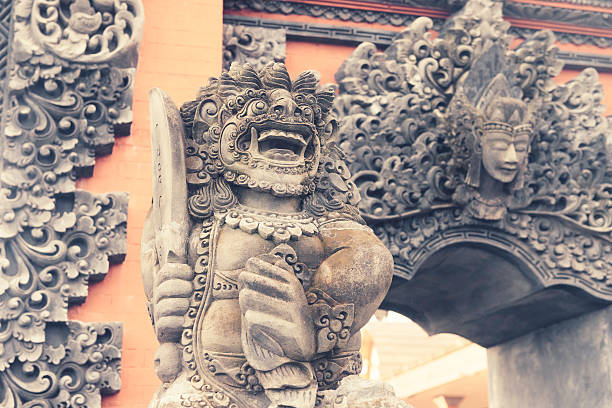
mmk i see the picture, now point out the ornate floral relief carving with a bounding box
[224,0,612,47]
[223,24,285,72]
[224,0,447,32]
[0,321,122,407]
[503,2,611,32]
[509,26,612,48]
[15,0,143,64]
[334,0,612,300]
[372,209,612,298]
[0,0,141,406]
[0,191,127,366]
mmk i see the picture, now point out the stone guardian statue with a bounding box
[141,63,405,408]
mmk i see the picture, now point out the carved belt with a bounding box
[197,349,362,395]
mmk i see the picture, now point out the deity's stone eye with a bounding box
[515,143,528,153]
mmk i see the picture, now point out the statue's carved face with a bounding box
[187,64,335,198]
[219,88,321,194]
[481,125,530,184]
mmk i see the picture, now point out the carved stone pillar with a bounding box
[0,0,143,406]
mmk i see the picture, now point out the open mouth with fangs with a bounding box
[238,123,315,164]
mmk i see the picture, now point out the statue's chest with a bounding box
[214,225,325,273]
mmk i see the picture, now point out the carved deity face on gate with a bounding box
[468,98,532,190]
[481,98,531,184]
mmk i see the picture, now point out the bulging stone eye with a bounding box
[248,100,268,116]
[237,138,250,151]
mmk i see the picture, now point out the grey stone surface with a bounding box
[319,376,413,408]
[0,0,143,406]
[144,62,404,407]
[224,0,612,47]
[488,304,612,408]
[223,24,285,71]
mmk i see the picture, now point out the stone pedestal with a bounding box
[487,304,612,408]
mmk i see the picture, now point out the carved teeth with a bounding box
[264,148,299,161]
[250,127,259,147]
[258,129,307,146]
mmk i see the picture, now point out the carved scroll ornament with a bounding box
[0,0,142,406]
[334,0,612,300]
[16,0,142,64]
[224,0,612,47]
[223,24,286,72]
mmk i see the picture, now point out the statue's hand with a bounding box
[239,251,315,370]
[153,262,193,342]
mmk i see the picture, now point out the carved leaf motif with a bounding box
[0,322,122,407]
[223,25,286,72]
[516,68,612,237]
[334,1,510,217]
[15,0,144,63]
[0,192,127,370]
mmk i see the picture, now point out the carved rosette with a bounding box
[0,0,142,406]
[334,0,612,300]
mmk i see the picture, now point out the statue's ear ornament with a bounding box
[193,96,223,142]
[465,151,482,188]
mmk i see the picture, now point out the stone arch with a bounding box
[382,228,608,347]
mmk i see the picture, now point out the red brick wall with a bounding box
[68,3,612,407]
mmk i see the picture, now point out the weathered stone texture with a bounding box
[488,304,612,408]
[333,0,612,346]
[223,24,285,71]
[143,60,408,407]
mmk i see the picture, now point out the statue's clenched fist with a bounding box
[239,249,315,370]
[153,263,193,342]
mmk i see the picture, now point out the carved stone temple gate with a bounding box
[0,0,610,406]
[330,1,612,406]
